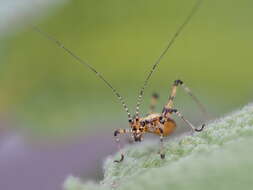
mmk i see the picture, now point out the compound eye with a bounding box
[128,119,133,123]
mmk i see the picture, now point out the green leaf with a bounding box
[64,103,253,190]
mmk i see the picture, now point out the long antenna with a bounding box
[33,26,132,121]
[135,0,203,119]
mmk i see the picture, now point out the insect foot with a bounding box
[160,153,165,159]
[195,124,205,132]
[114,153,124,163]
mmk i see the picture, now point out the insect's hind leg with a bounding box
[180,81,209,118]
[113,128,131,163]
[162,79,209,119]
[162,79,182,117]
[168,108,205,132]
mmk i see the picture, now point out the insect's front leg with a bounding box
[113,128,131,163]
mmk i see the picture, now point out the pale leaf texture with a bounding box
[64,103,253,190]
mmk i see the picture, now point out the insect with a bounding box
[33,0,207,162]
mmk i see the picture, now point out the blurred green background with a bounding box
[1,0,253,138]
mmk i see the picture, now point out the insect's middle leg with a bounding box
[146,124,166,159]
[113,128,131,163]
[149,93,159,114]
[162,80,182,117]
[159,128,165,159]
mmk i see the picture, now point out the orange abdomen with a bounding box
[150,118,176,136]
[163,118,176,136]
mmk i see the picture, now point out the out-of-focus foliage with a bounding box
[1,0,253,136]
[64,103,253,190]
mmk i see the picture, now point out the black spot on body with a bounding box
[159,128,164,134]
[140,121,145,126]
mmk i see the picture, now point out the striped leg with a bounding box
[113,128,131,163]
[159,130,165,159]
[149,93,159,114]
[162,80,182,117]
[162,79,209,119]
[167,109,205,132]
[146,124,166,159]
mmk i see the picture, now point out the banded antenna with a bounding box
[135,0,203,119]
[33,26,132,121]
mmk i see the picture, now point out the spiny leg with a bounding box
[113,128,131,163]
[159,128,165,159]
[162,79,209,120]
[149,93,159,114]
[167,108,205,132]
[145,124,165,159]
[166,79,209,118]
[162,79,182,117]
